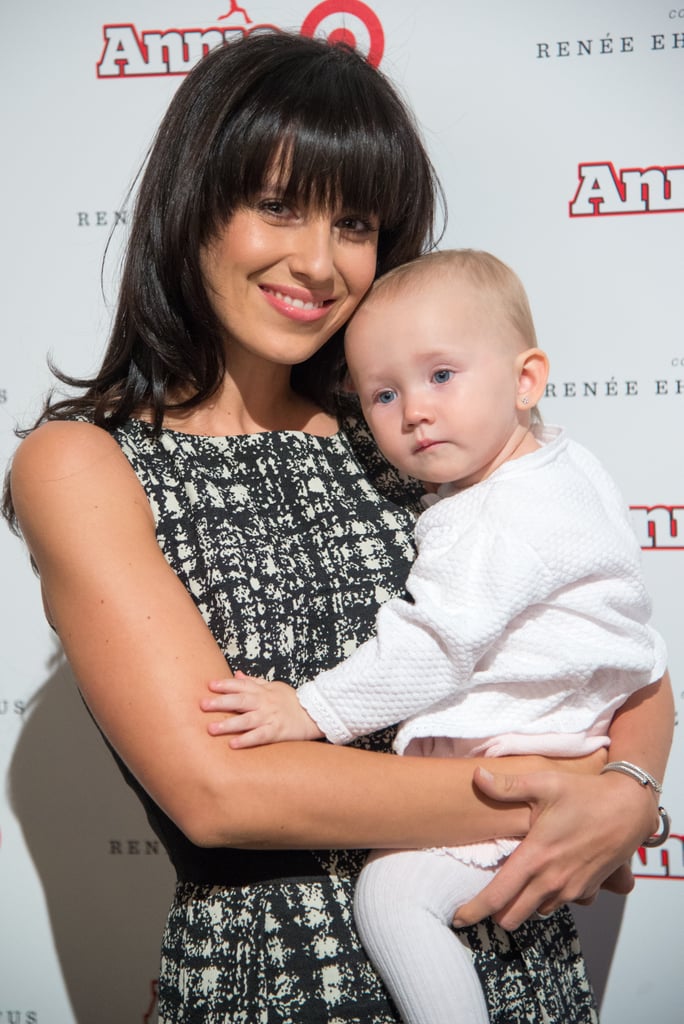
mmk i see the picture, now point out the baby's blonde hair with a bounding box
[362,248,538,351]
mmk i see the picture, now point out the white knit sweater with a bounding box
[298,426,667,757]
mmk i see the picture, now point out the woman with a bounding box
[4,32,672,1024]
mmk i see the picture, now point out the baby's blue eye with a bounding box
[376,389,396,405]
[433,369,453,384]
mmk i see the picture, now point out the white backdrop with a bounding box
[1,2,682,1022]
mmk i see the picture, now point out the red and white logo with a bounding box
[570,161,684,216]
[634,833,684,880]
[96,1,385,78]
[630,505,684,550]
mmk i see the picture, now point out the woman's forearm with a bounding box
[597,672,675,844]
[607,672,674,783]
[186,743,542,850]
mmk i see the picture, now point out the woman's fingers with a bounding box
[599,863,635,896]
[452,766,646,931]
[453,839,576,930]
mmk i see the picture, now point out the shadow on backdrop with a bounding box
[572,891,627,1008]
[9,648,174,1024]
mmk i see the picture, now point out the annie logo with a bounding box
[630,505,684,550]
[634,833,684,880]
[96,1,385,78]
[569,161,684,216]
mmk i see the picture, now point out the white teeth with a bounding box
[271,289,323,311]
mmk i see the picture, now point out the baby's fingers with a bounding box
[207,674,260,694]
[228,725,279,749]
[206,708,262,735]
[200,689,256,714]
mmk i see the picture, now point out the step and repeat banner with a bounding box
[1,2,682,1021]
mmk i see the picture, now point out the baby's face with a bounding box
[345,277,526,487]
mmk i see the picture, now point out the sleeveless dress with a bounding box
[111,414,598,1024]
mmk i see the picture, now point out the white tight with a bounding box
[354,848,495,1024]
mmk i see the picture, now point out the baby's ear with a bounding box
[516,348,549,411]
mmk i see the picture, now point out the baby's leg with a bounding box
[354,848,493,1024]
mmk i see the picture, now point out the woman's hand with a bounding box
[201,672,325,747]
[452,765,658,931]
[454,675,674,931]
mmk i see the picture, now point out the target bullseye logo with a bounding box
[301,0,385,66]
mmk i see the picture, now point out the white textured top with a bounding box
[297,426,667,756]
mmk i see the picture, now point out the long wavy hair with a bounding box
[3,31,443,527]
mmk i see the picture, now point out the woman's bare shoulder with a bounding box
[12,419,143,498]
[10,419,153,549]
[11,418,129,480]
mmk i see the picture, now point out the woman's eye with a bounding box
[257,198,290,217]
[338,215,378,235]
[375,389,397,405]
[433,369,454,384]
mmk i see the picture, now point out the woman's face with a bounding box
[200,193,379,372]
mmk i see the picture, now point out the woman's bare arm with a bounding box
[11,419,540,851]
[453,673,674,930]
[608,671,673,781]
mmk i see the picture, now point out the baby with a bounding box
[203,249,666,1024]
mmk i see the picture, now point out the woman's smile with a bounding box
[259,283,335,322]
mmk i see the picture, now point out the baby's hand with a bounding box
[200,672,324,748]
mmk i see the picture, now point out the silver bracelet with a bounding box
[642,806,672,848]
[600,760,663,794]
[601,760,671,848]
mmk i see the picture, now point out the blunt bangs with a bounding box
[197,37,438,271]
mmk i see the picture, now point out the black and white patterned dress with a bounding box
[111,414,598,1024]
